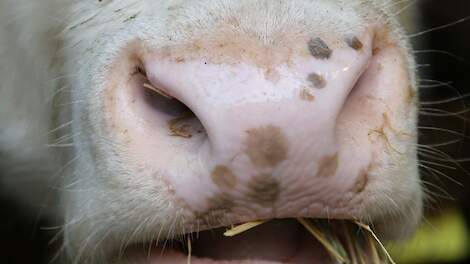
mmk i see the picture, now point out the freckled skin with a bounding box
[246,174,280,206]
[345,35,364,51]
[315,153,339,177]
[245,125,288,168]
[300,88,315,102]
[211,165,238,190]
[307,73,327,89]
[307,37,332,59]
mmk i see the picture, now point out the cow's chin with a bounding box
[111,218,393,264]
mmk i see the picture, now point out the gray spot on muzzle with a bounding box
[345,35,364,51]
[308,37,332,59]
[246,174,280,206]
[307,73,327,89]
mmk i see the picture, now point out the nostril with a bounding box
[337,28,412,137]
[134,65,207,139]
[137,66,185,114]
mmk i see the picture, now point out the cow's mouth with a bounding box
[116,219,394,264]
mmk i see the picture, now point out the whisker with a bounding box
[409,15,470,38]
[420,93,470,105]
[418,163,463,187]
[413,49,470,65]
[47,120,74,135]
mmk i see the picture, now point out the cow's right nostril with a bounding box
[135,65,206,139]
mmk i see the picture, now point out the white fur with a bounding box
[0,1,421,263]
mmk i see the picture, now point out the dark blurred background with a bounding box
[418,0,470,213]
[405,1,470,263]
[1,1,470,263]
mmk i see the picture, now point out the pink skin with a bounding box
[142,47,371,212]
[104,27,413,262]
[107,29,410,223]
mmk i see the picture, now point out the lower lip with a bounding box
[118,219,331,263]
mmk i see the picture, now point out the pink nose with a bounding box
[107,28,412,230]
[143,35,371,209]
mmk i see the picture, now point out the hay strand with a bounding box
[187,236,192,264]
[342,222,359,264]
[143,83,174,99]
[218,219,395,264]
[223,220,267,237]
[355,221,396,264]
[367,232,381,263]
[297,218,348,263]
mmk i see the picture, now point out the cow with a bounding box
[0,1,423,263]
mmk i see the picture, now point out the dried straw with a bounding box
[224,220,267,237]
[143,83,173,99]
[187,236,192,264]
[217,219,396,264]
[297,218,348,263]
[355,221,396,264]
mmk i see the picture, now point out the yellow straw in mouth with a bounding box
[355,221,396,264]
[297,218,348,263]
[187,236,192,264]
[218,218,395,264]
[223,220,268,237]
[342,222,359,264]
[368,231,381,263]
